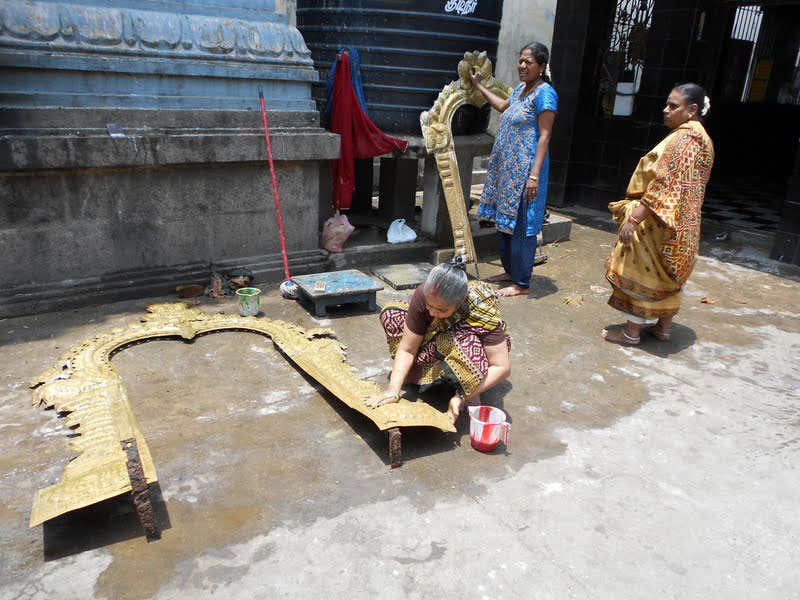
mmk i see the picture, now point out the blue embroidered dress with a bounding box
[478,82,558,236]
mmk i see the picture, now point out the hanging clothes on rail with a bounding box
[329,50,408,211]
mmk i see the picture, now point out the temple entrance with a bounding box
[705,2,800,237]
[549,0,800,263]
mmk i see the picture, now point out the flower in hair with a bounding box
[702,96,711,117]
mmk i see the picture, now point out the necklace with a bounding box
[520,77,543,98]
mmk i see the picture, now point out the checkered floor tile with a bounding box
[702,179,784,233]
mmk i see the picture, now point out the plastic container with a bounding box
[235,287,261,317]
[467,405,510,452]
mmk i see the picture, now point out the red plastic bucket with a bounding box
[467,405,510,452]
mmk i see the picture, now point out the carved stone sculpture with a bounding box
[0,1,311,64]
[30,303,455,538]
[420,51,511,270]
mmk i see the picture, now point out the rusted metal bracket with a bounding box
[388,427,402,469]
[122,438,161,542]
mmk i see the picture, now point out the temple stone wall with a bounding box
[0,0,339,317]
[1,158,324,285]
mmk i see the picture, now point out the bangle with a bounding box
[627,215,641,225]
[528,175,538,181]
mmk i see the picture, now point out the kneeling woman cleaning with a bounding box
[366,258,511,423]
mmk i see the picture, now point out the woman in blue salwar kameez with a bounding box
[472,42,558,297]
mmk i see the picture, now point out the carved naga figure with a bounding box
[420,51,511,274]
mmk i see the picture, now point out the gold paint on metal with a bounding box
[420,50,511,267]
[30,302,455,526]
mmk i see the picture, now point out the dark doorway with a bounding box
[705,2,800,236]
[550,0,800,263]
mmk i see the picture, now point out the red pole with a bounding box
[258,86,291,283]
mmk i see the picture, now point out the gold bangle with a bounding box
[528,175,538,181]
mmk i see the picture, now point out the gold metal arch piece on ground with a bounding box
[30,303,455,537]
[420,50,511,270]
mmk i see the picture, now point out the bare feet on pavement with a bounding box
[485,273,512,283]
[496,284,528,297]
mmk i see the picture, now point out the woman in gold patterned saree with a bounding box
[603,83,714,345]
[365,258,511,423]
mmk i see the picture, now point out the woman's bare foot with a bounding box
[496,284,528,297]
[485,272,512,283]
[602,329,640,346]
[447,395,464,424]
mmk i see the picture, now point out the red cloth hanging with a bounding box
[330,52,408,211]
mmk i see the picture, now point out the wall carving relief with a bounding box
[0,0,311,63]
[30,303,455,539]
[420,51,511,269]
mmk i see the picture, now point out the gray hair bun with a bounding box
[448,253,467,271]
[424,257,469,304]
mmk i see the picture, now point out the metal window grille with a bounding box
[723,3,800,105]
[731,4,762,43]
[599,0,655,117]
[731,4,763,101]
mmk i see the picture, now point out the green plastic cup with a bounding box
[235,287,261,317]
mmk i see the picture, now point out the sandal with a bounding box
[643,325,671,342]
[603,329,640,346]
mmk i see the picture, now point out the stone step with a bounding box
[335,212,572,274]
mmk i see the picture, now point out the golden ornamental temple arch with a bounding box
[420,51,511,274]
[29,303,455,541]
[29,53,509,542]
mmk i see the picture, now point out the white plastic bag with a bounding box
[322,213,355,253]
[387,219,417,244]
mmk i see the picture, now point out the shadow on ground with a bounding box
[294,361,514,467]
[41,484,171,561]
[528,274,559,299]
[554,207,800,282]
[0,295,236,348]
[603,322,698,357]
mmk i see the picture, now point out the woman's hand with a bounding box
[470,70,483,87]
[471,70,509,112]
[619,221,637,247]
[365,389,401,408]
[524,178,539,201]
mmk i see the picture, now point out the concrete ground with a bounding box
[1,216,799,600]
